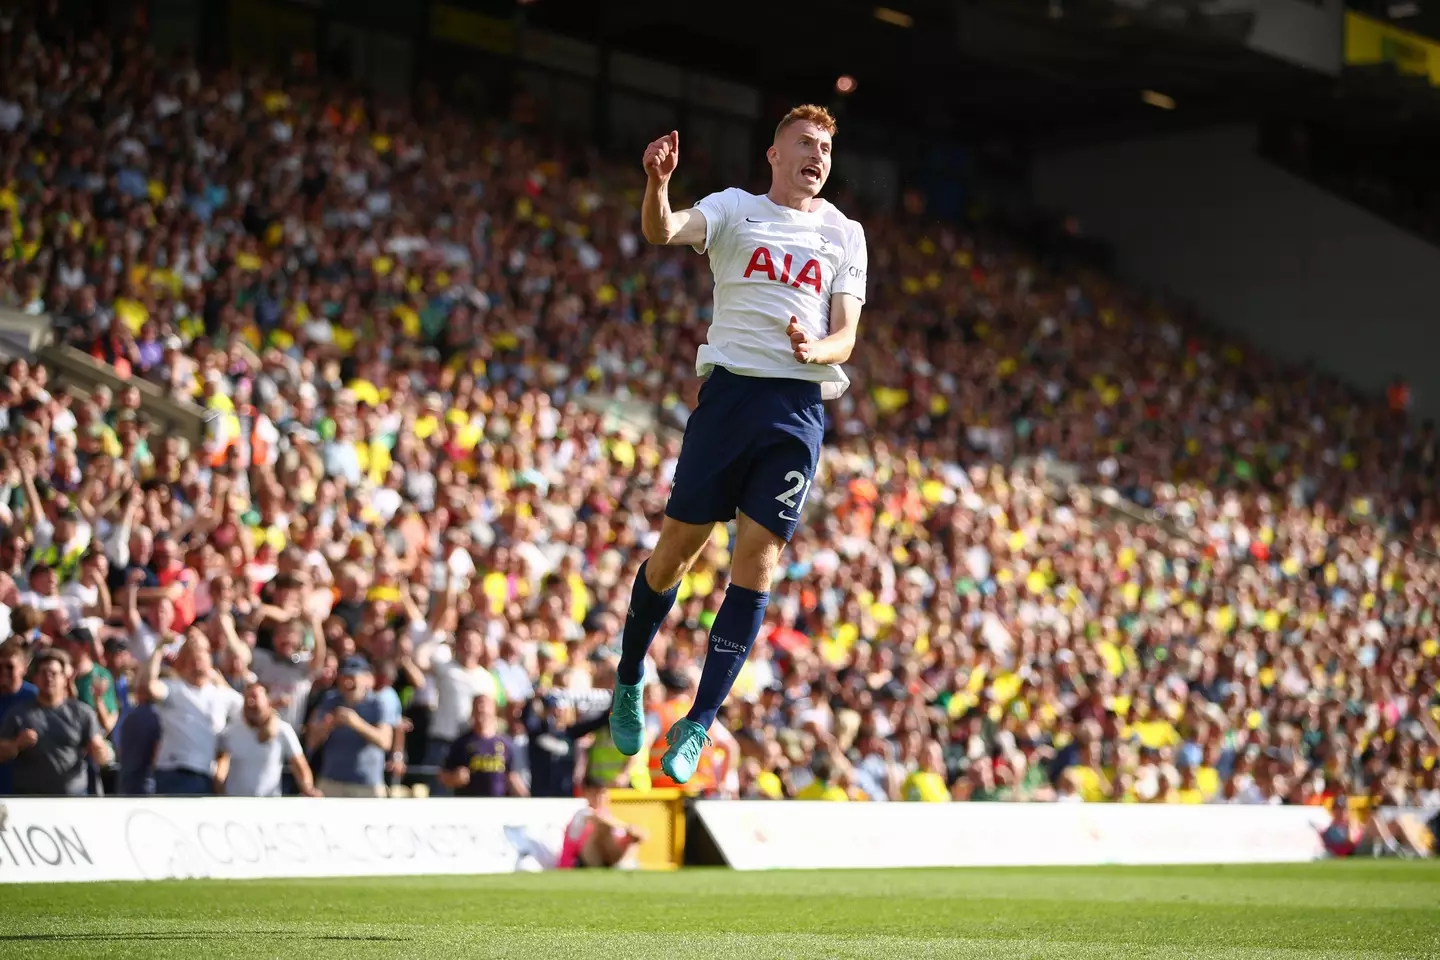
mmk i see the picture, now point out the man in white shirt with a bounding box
[248,616,325,733]
[610,104,867,786]
[216,682,319,797]
[417,619,498,794]
[16,564,83,623]
[145,633,241,795]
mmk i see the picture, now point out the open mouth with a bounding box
[801,164,821,182]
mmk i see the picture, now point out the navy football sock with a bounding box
[687,584,770,730]
[616,561,679,686]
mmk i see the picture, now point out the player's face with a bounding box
[770,121,832,197]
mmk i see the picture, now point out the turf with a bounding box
[2,862,1438,959]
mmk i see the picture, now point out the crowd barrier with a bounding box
[611,788,686,870]
[3,798,1417,883]
[691,801,1336,871]
[0,797,584,884]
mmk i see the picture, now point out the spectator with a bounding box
[60,628,118,736]
[146,633,241,795]
[101,637,137,725]
[115,685,161,796]
[523,692,628,797]
[794,754,849,801]
[308,656,398,798]
[0,649,110,795]
[0,638,37,793]
[248,610,326,734]
[418,612,500,792]
[440,694,528,798]
[902,742,952,803]
[216,682,320,797]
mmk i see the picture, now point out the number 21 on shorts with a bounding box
[775,470,812,522]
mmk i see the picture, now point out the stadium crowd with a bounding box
[0,3,1436,823]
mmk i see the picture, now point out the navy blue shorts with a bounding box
[666,367,824,542]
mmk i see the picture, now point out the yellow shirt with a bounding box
[1196,766,1221,799]
[1131,720,1181,750]
[1065,766,1110,803]
[902,771,950,802]
[796,781,849,802]
[1175,788,1205,805]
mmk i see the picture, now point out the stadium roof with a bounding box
[521,0,1330,144]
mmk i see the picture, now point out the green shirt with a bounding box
[75,665,118,720]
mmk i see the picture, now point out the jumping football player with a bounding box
[608,105,867,784]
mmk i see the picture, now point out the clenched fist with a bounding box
[787,316,815,364]
[15,728,39,750]
[643,131,679,182]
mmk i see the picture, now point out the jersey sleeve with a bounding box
[832,222,868,303]
[691,188,741,255]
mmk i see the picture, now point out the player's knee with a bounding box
[644,551,686,591]
[730,525,783,592]
[647,519,713,589]
[646,538,696,590]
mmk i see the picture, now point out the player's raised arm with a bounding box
[640,131,707,247]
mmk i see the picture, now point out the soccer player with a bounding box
[608,105,867,784]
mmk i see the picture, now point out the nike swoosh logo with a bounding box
[712,637,746,655]
[745,218,767,223]
[779,511,800,522]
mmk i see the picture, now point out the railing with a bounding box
[37,343,212,449]
[0,307,52,358]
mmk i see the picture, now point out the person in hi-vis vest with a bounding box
[646,669,736,795]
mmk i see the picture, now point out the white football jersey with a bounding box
[692,188,867,399]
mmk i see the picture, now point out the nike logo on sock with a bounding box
[779,511,800,522]
[712,636,746,655]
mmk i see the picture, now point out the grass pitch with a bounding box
[2,862,1437,959]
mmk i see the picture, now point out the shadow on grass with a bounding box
[0,932,407,943]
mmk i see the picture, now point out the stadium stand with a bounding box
[0,0,1435,829]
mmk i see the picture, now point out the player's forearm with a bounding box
[0,740,19,762]
[804,330,857,366]
[641,176,678,244]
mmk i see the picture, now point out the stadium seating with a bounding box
[0,2,1436,815]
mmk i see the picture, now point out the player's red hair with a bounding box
[775,104,837,141]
